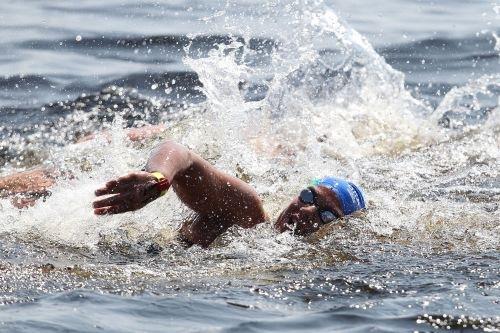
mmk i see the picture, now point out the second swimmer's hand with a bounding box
[93,171,169,215]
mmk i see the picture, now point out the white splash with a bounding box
[1,0,498,255]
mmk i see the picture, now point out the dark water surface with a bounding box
[0,1,499,332]
[1,243,498,332]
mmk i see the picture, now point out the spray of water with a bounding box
[0,0,498,276]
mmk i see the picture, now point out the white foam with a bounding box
[1,0,498,253]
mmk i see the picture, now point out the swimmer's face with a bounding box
[274,186,344,236]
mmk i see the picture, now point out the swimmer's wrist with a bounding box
[150,172,170,196]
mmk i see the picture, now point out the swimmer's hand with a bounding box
[93,171,168,215]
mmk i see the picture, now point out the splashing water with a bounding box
[176,1,499,254]
[0,2,498,326]
[0,0,498,255]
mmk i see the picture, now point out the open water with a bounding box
[0,1,499,332]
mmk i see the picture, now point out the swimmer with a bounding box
[92,140,366,247]
[1,138,365,247]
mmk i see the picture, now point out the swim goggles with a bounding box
[299,187,338,224]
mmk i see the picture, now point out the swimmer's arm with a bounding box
[0,168,56,196]
[145,141,266,246]
[94,140,266,247]
[77,124,166,143]
[0,168,57,208]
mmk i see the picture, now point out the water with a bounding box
[0,0,499,332]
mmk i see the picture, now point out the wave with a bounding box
[0,74,55,89]
[19,34,278,53]
[99,71,203,96]
[379,35,499,67]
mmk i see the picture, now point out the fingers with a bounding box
[93,195,151,215]
[94,180,118,196]
[92,193,129,209]
[95,177,129,196]
[94,173,145,196]
[93,192,141,215]
[93,172,160,215]
[94,203,134,215]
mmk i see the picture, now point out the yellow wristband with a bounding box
[150,172,165,181]
[150,172,169,196]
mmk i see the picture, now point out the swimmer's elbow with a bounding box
[146,140,194,175]
[154,139,186,155]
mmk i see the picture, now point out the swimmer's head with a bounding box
[275,177,366,236]
[311,177,366,215]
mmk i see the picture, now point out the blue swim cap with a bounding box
[311,177,366,215]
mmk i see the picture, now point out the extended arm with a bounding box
[0,167,57,208]
[93,140,266,247]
